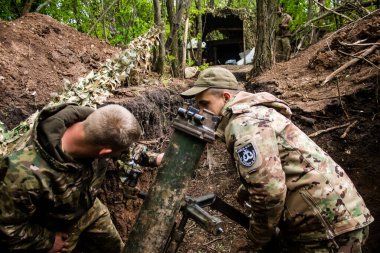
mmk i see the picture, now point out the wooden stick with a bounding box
[204,237,223,246]
[340,120,358,138]
[137,139,160,145]
[339,41,380,47]
[320,43,379,86]
[338,49,380,71]
[308,122,352,137]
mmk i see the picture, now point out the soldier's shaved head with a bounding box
[83,104,141,151]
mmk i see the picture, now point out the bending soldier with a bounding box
[0,104,162,253]
[181,67,373,253]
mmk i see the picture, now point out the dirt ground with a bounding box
[0,11,379,252]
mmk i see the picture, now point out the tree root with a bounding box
[340,120,358,138]
[308,122,352,137]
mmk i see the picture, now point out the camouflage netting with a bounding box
[205,7,256,49]
[0,25,162,156]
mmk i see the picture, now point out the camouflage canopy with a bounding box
[203,7,256,49]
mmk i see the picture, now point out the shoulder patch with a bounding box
[237,143,257,167]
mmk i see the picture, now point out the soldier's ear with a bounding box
[223,92,232,102]
[99,148,112,156]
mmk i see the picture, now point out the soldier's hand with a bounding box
[156,153,164,166]
[132,144,149,165]
[48,232,69,253]
[236,184,250,207]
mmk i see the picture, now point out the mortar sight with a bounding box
[172,106,220,143]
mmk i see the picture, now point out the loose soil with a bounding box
[0,12,379,252]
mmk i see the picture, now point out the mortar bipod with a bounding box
[163,193,250,253]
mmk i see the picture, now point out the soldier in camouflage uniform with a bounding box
[275,7,292,62]
[0,104,162,253]
[181,67,373,253]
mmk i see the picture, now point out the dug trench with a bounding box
[1,12,379,253]
[93,81,379,253]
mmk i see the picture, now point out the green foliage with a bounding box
[199,63,209,71]
[0,0,43,20]
[280,0,309,30]
[0,0,153,46]
[187,58,195,67]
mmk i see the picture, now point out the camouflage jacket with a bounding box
[217,91,373,245]
[0,104,107,252]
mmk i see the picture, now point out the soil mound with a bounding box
[250,10,379,113]
[0,13,119,129]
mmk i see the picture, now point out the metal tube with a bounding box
[123,130,206,253]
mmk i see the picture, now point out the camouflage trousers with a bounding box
[275,37,291,62]
[284,227,369,253]
[65,198,124,253]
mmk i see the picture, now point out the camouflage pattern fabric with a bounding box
[0,104,117,252]
[276,12,292,62]
[217,91,373,249]
[65,198,124,253]
[284,227,369,253]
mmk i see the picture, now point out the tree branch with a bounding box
[313,0,353,22]
[88,0,120,35]
[36,0,53,12]
[320,42,379,86]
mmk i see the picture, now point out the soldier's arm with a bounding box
[225,116,286,248]
[0,163,55,251]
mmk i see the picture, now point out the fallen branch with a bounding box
[137,139,160,145]
[204,237,223,246]
[308,122,352,137]
[343,41,380,46]
[340,120,358,138]
[337,49,380,71]
[338,40,380,47]
[320,42,379,86]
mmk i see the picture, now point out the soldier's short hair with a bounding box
[83,104,141,151]
[207,88,239,97]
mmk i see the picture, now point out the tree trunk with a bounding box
[181,15,190,75]
[196,0,203,65]
[21,0,35,15]
[308,0,317,44]
[153,0,165,74]
[251,0,277,77]
[166,0,192,77]
[71,0,82,32]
